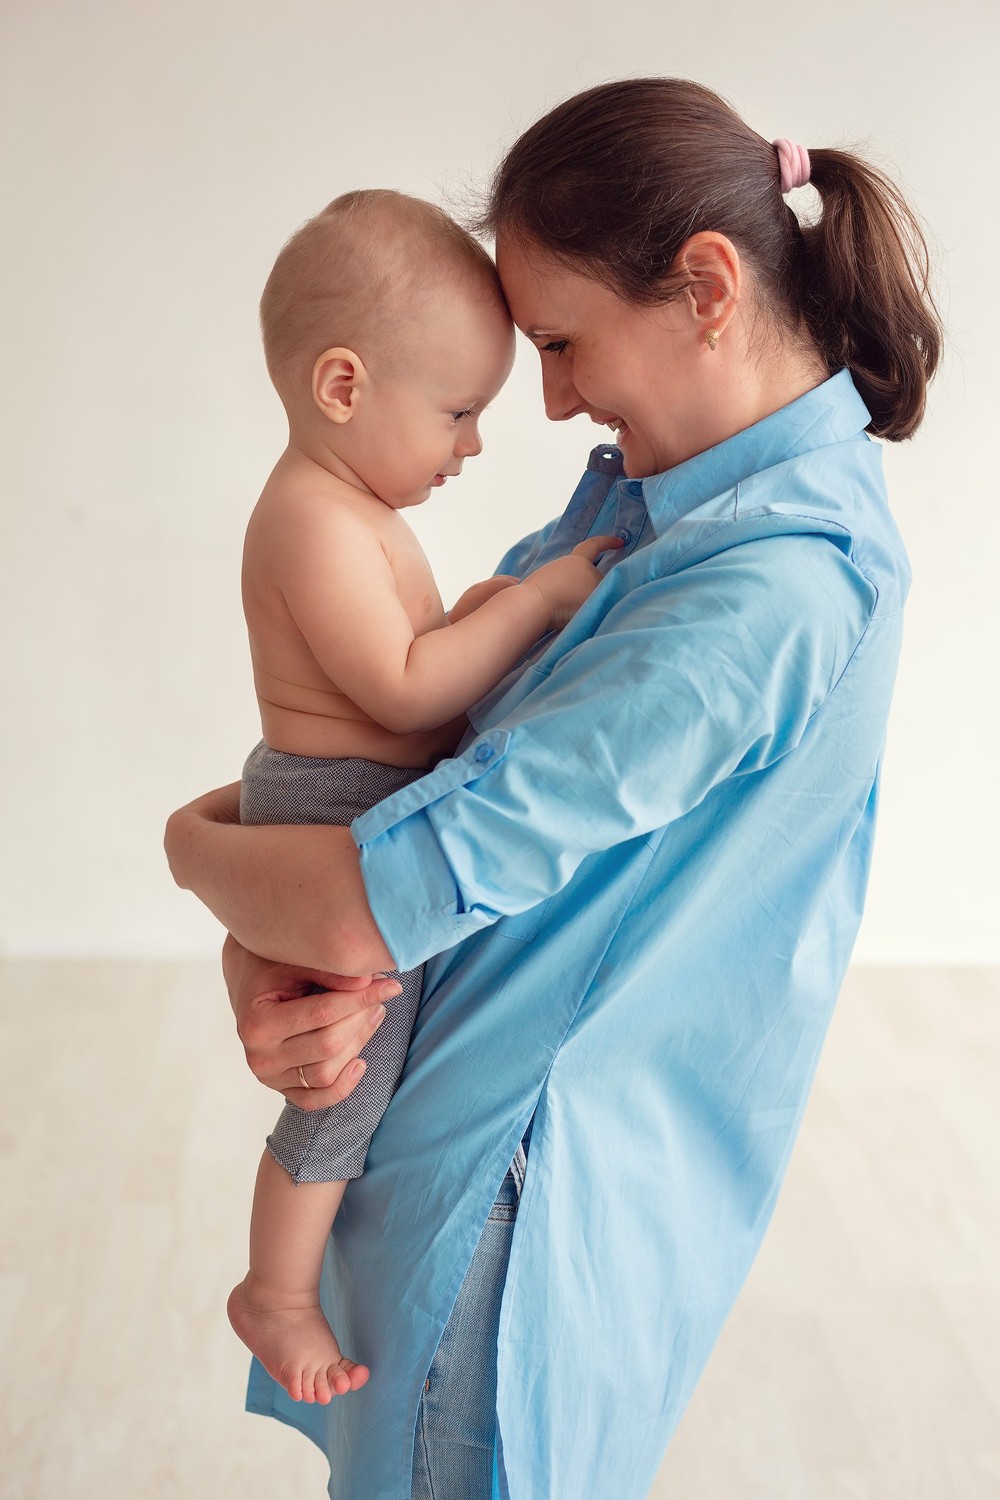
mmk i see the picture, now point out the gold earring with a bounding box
[705,328,720,351]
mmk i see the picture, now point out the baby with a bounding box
[227,190,618,1404]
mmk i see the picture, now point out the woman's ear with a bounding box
[675,232,742,338]
[312,347,368,424]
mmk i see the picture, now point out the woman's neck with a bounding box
[717,318,830,437]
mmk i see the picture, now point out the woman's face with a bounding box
[496,236,723,479]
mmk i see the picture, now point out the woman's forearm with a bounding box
[164,783,395,973]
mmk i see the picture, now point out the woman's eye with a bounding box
[541,339,568,356]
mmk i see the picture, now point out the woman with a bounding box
[166,78,940,1500]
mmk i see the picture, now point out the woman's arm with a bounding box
[163,782,395,973]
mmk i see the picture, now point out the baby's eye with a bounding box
[541,339,568,356]
[451,407,476,423]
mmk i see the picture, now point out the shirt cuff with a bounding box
[351,729,511,972]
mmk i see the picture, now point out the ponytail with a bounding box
[479,79,943,442]
[799,150,942,440]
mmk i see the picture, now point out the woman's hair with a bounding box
[476,78,941,441]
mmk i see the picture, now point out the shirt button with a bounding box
[616,528,632,545]
[474,744,495,764]
[627,481,643,498]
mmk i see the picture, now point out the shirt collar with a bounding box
[598,370,872,537]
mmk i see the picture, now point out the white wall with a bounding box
[2,0,996,961]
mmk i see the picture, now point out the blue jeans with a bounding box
[410,1148,525,1500]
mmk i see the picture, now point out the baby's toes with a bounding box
[341,1358,370,1393]
[313,1365,333,1405]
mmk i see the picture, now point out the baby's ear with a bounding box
[313,347,367,423]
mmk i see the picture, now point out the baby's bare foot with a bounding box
[227,1274,369,1403]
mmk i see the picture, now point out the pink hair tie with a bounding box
[773,138,811,193]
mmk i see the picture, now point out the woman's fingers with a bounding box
[283,994,389,1083]
[224,938,403,1107]
[268,979,398,1043]
[237,974,397,1047]
[279,997,390,1109]
[281,1055,374,1112]
[237,976,401,1098]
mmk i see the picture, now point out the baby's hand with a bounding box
[448,575,520,624]
[522,536,623,631]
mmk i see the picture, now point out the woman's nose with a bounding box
[541,357,578,422]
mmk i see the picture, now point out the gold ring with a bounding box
[297,1065,310,1089]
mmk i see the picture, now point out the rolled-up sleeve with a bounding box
[353,535,876,971]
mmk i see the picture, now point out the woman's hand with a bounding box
[223,935,403,1110]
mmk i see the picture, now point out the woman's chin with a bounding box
[617,436,644,480]
[617,430,662,481]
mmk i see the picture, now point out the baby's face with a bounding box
[352,285,515,509]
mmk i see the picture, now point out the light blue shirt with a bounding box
[246,371,910,1499]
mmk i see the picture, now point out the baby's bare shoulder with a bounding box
[254,471,381,535]
[246,473,389,574]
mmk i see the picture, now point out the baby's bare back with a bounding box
[244,454,467,769]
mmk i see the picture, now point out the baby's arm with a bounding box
[447,575,519,624]
[272,507,618,734]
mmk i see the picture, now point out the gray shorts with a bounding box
[240,741,425,1183]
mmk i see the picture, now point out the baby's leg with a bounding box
[227,1151,368,1404]
[234,751,425,1402]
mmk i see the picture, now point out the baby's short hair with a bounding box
[260,189,503,407]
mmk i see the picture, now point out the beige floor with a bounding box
[0,962,997,1500]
